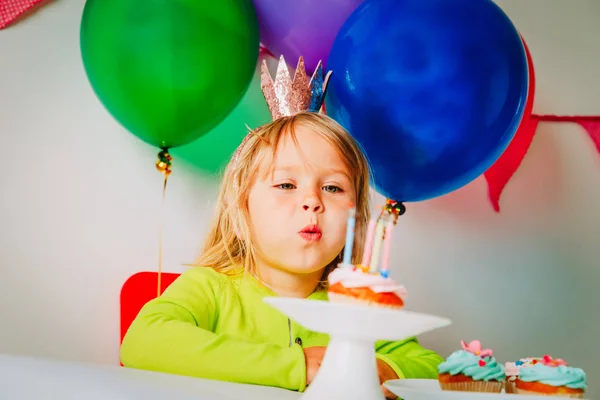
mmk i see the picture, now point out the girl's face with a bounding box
[247,124,355,277]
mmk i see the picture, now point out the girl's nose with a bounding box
[302,195,323,213]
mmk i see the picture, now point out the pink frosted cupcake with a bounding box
[327,267,407,309]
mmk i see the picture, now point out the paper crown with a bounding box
[261,55,332,120]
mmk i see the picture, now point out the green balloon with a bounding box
[80,0,259,149]
[173,67,272,175]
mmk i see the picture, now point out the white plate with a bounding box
[264,298,451,341]
[384,379,588,400]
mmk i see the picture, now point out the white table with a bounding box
[0,353,301,399]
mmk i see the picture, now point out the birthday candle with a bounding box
[368,220,385,273]
[342,205,356,266]
[379,219,394,276]
[361,218,377,266]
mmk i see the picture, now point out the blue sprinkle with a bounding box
[380,270,390,278]
[515,361,523,366]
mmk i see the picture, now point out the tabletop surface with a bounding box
[0,353,302,400]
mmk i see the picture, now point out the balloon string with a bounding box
[531,114,600,122]
[157,174,169,297]
[156,149,172,298]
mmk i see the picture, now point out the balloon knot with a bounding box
[381,199,406,223]
[156,148,172,177]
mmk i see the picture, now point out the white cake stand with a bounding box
[264,298,451,400]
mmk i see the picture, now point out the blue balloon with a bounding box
[326,0,529,202]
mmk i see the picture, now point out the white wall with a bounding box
[1,0,599,397]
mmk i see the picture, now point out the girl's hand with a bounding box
[376,358,399,399]
[303,346,327,386]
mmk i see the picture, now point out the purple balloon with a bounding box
[253,0,364,74]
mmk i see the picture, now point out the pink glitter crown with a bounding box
[232,56,331,164]
[261,55,331,120]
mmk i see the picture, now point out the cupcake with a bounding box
[514,355,586,398]
[437,340,505,393]
[505,357,543,393]
[327,267,406,309]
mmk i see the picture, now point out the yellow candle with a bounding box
[368,220,385,273]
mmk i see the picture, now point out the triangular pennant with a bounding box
[258,43,275,62]
[0,0,47,29]
[577,120,600,153]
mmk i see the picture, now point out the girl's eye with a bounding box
[276,183,296,190]
[323,185,343,193]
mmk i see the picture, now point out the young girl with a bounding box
[120,112,443,398]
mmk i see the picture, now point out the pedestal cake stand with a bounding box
[264,298,451,400]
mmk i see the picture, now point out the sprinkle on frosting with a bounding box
[541,354,568,367]
[438,341,505,382]
[505,357,542,377]
[518,363,587,390]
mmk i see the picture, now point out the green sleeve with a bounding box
[120,268,307,391]
[375,337,443,380]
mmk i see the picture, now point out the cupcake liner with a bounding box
[504,381,517,394]
[514,388,584,398]
[439,381,503,393]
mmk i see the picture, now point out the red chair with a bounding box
[119,271,181,363]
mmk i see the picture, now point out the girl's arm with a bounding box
[120,268,307,391]
[375,338,443,380]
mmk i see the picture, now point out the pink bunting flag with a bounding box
[485,115,600,212]
[258,44,274,61]
[0,0,47,29]
[578,119,600,153]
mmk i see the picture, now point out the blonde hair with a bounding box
[193,112,372,284]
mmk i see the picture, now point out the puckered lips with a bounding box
[298,224,322,242]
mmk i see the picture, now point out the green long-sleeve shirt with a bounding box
[120,267,442,392]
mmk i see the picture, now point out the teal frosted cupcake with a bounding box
[437,340,505,393]
[515,355,586,398]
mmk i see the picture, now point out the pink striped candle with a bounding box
[360,218,377,266]
[379,220,394,276]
